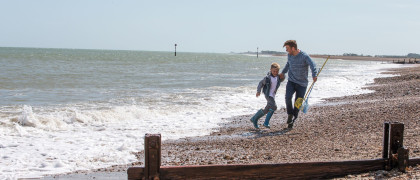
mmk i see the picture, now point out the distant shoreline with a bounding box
[310,54,410,61]
[274,54,413,62]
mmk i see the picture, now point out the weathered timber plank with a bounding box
[409,158,420,166]
[127,158,420,179]
[127,167,144,180]
[155,159,386,180]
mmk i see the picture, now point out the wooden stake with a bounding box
[145,134,161,180]
[383,122,390,159]
[397,147,409,172]
[389,123,404,154]
[385,122,404,170]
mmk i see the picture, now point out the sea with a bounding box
[0,47,403,179]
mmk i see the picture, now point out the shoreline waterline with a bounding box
[0,48,412,179]
[42,64,420,179]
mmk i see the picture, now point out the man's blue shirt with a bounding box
[281,51,317,87]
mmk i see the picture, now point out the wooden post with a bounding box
[385,122,404,171]
[382,122,390,159]
[397,147,409,172]
[145,134,161,180]
[389,123,404,154]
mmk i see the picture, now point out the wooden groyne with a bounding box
[393,58,420,64]
[128,122,420,179]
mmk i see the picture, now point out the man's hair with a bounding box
[283,40,297,49]
[271,62,280,70]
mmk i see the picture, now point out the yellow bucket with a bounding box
[294,97,303,109]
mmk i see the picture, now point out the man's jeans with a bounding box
[285,81,307,117]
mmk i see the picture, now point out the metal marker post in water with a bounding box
[174,44,177,56]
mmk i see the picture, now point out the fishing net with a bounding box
[302,99,309,113]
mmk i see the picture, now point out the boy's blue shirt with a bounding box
[281,51,317,87]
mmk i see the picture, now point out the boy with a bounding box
[250,62,285,129]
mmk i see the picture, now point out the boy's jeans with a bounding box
[264,96,277,114]
[285,81,307,117]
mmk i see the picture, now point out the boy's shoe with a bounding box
[250,109,264,129]
[263,109,274,129]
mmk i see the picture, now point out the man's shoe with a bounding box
[288,122,294,129]
[287,114,293,124]
[293,113,298,121]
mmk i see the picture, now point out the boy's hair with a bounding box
[283,40,297,49]
[271,62,280,70]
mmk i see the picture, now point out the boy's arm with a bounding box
[256,77,266,96]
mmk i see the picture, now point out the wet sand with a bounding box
[44,64,420,179]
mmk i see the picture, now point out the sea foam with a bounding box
[0,53,404,179]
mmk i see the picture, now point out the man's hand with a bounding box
[279,73,285,79]
[313,77,317,82]
[256,92,260,97]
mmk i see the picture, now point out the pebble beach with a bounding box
[45,64,420,179]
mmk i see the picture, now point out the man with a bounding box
[279,40,317,129]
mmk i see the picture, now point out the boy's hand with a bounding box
[280,75,285,82]
[256,92,260,97]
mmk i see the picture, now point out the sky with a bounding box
[1,0,419,56]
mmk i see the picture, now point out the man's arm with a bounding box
[280,61,289,79]
[306,56,318,82]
